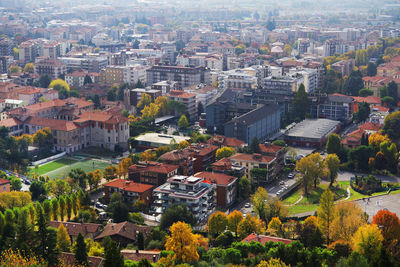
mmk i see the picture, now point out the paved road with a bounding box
[337,171,400,183]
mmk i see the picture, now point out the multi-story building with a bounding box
[311,93,354,122]
[0,38,14,56]
[287,68,318,93]
[34,58,66,79]
[103,179,153,207]
[19,40,39,62]
[65,70,99,88]
[331,59,356,76]
[123,65,148,86]
[151,80,179,95]
[43,41,61,59]
[128,88,161,107]
[224,104,281,144]
[218,69,258,90]
[263,75,302,95]
[166,90,197,120]
[99,66,125,86]
[228,153,276,184]
[184,84,218,108]
[128,161,179,186]
[146,66,211,89]
[59,56,108,73]
[194,172,237,208]
[152,175,215,222]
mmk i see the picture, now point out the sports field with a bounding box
[30,157,113,179]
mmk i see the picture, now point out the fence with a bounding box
[31,152,66,166]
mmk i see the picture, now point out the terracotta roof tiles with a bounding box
[103,179,153,193]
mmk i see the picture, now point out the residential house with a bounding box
[166,90,197,121]
[0,178,10,192]
[228,153,276,183]
[94,221,152,247]
[103,179,153,206]
[207,135,245,150]
[48,221,102,243]
[128,162,179,186]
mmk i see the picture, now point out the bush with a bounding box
[350,175,383,195]
[328,240,352,259]
[222,248,241,264]
[146,240,163,250]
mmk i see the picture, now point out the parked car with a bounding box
[244,203,251,208]
[279,181,285,185]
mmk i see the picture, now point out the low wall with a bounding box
[31,152,66,166]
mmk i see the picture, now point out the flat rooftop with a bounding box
[135,133,190,145]
[285,119,340,140]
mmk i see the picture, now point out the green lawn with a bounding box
[285,180,400,215]
[29,157,114,179]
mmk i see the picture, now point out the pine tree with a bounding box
[137,232,144,250]
[75,233,88,266]
[59,196,65,221]
[51,198,58,221]
[42,200,51,221]
[103,237,124,267]
[249,137,261,153]
[66,195,72,221]
[71,193,78,216]
[16,208,34,254]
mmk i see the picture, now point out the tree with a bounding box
[9,66,20,73]
[178,140,190,150]
[325,154,340,186]
[367,62,377,76]
[250,168,269,185]
[257,258,289,267]
[238,176,251,200]
[388,81,398,103]
[354,102,370,123]
[107,192,130,223]
[48,79,70,92]
[23,63,34,73]
[68,168,87,190]
[292,84,310,121]
[249,137,261,154]
[237,214,265,238]
[207,211,228,237]
[65,195,72,221]
[83,74,92,85]
[58,196,65,221]
[45,179,71,198]
[57,223,71,252]
[160,204,196,230]
[35,207,59,265]
[178,114,189,129]
[251,187,288,223]
[351,224,384,263]
[197,102,204,117]
[71,193,78,216]
[141,103,160,118]
[118,158,132,178]
[331,202,367,242]
[349,145,374,171]
[369,133,390,151]
[317,189,335,244]
[137,93,152,110]
[359,88,374,97]
[39,75,51,88]
[216,146,236,160]
[75,233,88,266]
[137,231,144,250]
[372,209,400,247]
[155,96,169,116]
[297,216,324,247]
[51,198,58,221]
[103,237,124,267]
[15,208,34,255]
[344,71,364,96]
[268,217,283,237]
[383,111,400,140]
[10,176,22,191]
[227,210,244,238]
[296,153,324,195]
[103,165,118,181]
[165,221,200,262]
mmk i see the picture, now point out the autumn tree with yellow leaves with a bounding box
[227,210,244,238]
[207,211,228,237]
[351,224,384,263]
[165,221,200,263]
[237,214,265,238]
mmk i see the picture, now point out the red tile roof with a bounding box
[94,221,152,241]
[167,90,195,99]
[207,135,244,148]
[259,144,283,154]
[121,250,160,262]
[229,153,275,164]
[0,118,22,128]
[48,221,102,237]
[0,178,10,185]
[194,171,237,186]
[103,179,153,193]
[242,233,293,245]
[129,162,178,174]
[353,96,381,105]
[359,122,382,132]
[73,111,128,124]
[60,252,103,267]
[25,116,79,131]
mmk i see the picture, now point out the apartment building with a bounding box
[128,161,179,186]
[43,41,62,59]
[184,84,218,107]
[128,88,161,107]
[166,90,197,120]
[152,175,215,222]
[228,153,276,183]
[146,65,211,89]
[0,38,14,56]
[123,65,148,86]
[99,66,125,86]
[19,40,40,62]
[311,93,354,122]
[65,70,99,88]
[34,58,66,79]
[218,69,258,90]
[59,56,108,73]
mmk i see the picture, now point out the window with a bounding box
[108,137,110,142]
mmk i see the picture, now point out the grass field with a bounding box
[30,157,113,179]
[284,181,400,215]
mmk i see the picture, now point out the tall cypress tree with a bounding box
[103,237,124,267]
[75,233,88,266]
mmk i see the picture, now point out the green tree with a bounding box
[317,189,335,244]
[58,196,65,221]
[344,71,364,96]
[51,198,58,221]
[292,84,310,121]
[65,195,72,221]
[250,168,268,185]
[39,75,51,88]
[249,137,261,153]
[178,114,189,129]
[359,88,374,97]
[83,74,92,85]
[349,145,374,171]
[207,211,228,237]
[197,102,204,117]
[42,200,51,221]
[388,81,398,103]
[383,111,400,140]
[15,208,34,254]
[367,62,377,76]
[238,176,251,201]
[326,133,341,155]
[216,146,236,160]
[68,168,87,190]
[75,233,88,266]
[137,231,144,250]
[35,207,59,265]
[159,204,197,230]
[354,102,370,123]
[103,237,124,267]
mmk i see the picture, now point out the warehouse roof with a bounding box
[285,119,340,140]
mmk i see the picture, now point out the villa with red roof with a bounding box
[103,179,154,206]
[228,153,276,183]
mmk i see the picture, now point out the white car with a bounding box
[244,203,251,208]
